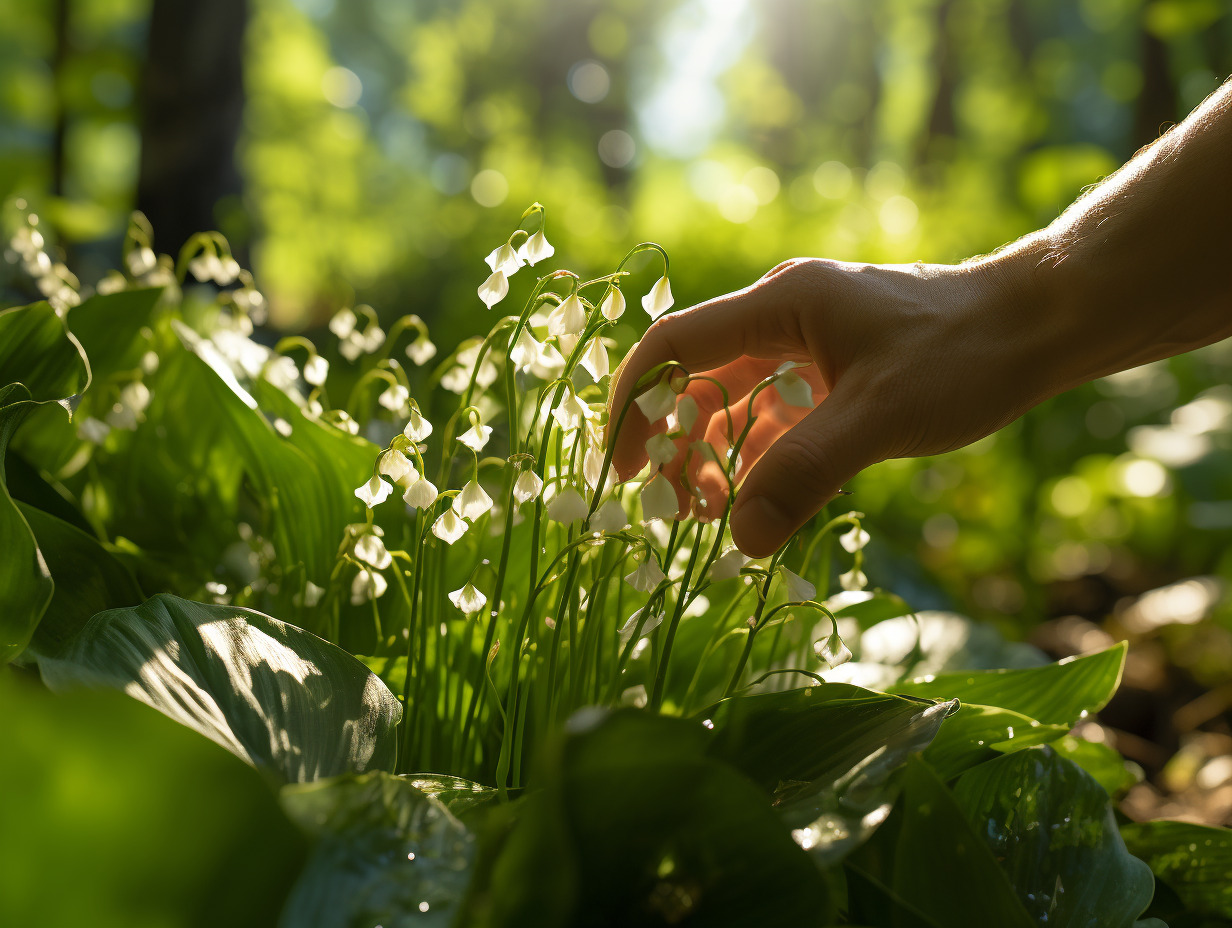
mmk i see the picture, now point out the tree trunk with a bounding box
[136,0,248,258]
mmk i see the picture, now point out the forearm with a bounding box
[980,78,1232,398]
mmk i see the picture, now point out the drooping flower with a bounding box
[635,380,677,423]
[552,392,591,432]
[404,406,433,442]
[339,331,365,362]
[546,485,588,524]
[709,547,749,581]
[457,422,494,452]
[547,293,587,337]
[625,556,666,593]
[478,270,509,309]
[583,445,614,490]
[590,498,629,533]
[378,383,410,414]
[641,276,674,319]
[453,478,494,520]
[362,325,386,354]
[485,242,525,276]
[509,327,542,371]
[354,533,393,570]
[378,449,417,486]
[675,394,699,433]
[815,631,853,669]
[839,568,868,592]
[839,525,870,553]
[449,582,488,615]
[296,581,325,608]
[304,354,329,387]
[513,469,544,505]
[432,508,468,545]
[530,342,566,380]
[517,229,554,266]
[354,475,393,508]
[618,606,665,645]
[645,433,677,469]
[403,475,439,510]
[189,252,223,283]
[773,370,815,408]
[601,286,625,321]
[580,337,609,381]
[779,566,817,602]
[350,568,388,605]
[640,473,679,522]
[406,337,437,366]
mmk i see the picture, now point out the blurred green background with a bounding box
[3,0,1232,821]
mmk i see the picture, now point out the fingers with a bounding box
[608,271,805,479]
[729,380,886,558]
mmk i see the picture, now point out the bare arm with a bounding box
[609,78,1232,558]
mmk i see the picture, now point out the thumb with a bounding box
[729,382,886,558]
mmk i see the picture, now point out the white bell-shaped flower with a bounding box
[583,445,615,490]
[457,422,494,452]
[624,557,666,593]
[189,252,223,283]
[403,475,438,510]
[778,566,817,602]
[354,475,393,508]
[546,485,588,524]
[406,337,437,366]
[296,581,325,608]
[453,478,494,520]
[378,449,417,486]
[362,325,386,354]
[432,508,468,545]
[675,395,699,433]
[350,568,388,605]
[478,270,509,309]
[839,568,868,592]
[645,433,677,469]
[640,473,679,522]
[513,469,543,504]
[339,330,365,362]
[641,276,674,319]
[601,286,625,321]
[840,525,870,553]
[517,229,554,266]
[547,294,587,337]
[773,371,815,408]
[126,246,157,277]
[552,392,591,432]
[509,327,542,371]
[304,354,329,387]
[580,337,609,381]
[353,533,393,570]
[530,342,566,380]
[217,255,241,286]
[590,498,629,533]
[618,606,665,645]
[815,631,853,669]
[404,406,433,442]
[378,383,410,414]
[709,547,749,581]
[449,582,488,615]
[635,380,677,423]
[485,242,525,276]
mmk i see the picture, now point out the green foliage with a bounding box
[1121,820,1232,922]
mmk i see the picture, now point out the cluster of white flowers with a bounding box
[5,210,83,314]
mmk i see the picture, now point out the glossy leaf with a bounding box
[0,301,91,401]
[896,642,1126,726]
[1121,820,1232,918]
[954,747,1154,927]
[0,672,307,928]
[65,286,164,383]
[279,772,476,928]
[1052,734,1138,797]
[481,708,832,927]
[39,593,402,782]
[921,702,1069,781]
[705,682,955,865]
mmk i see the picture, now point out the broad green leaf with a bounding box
[706,683,955,865]
[893,756,1036,928]
[896,642,1127,726]
[1121,820,1232,918]
[1052,734,1138,797]
[17,502,144,657]
[480,708,833,927]
[39,593,402,782]
[0,672,307,928]
[922,702,1069,780]
[954,747,1154,927]
[65,287,164,382]
[279,772,476,928]
[0,301,91,400]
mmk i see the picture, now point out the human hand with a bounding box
[608,256,1049,557]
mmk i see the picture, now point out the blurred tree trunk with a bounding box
[1132,28,1177,153]
[136,0,248,257]
[51,0,70,198]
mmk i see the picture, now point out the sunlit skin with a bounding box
[610,77,1232,558]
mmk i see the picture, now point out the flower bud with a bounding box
[449,581,488,615]
[839,525,870,553]
[478,270,509,309]
[641,276,674,319]
[600,286,625,321]
[404,406,433,442]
